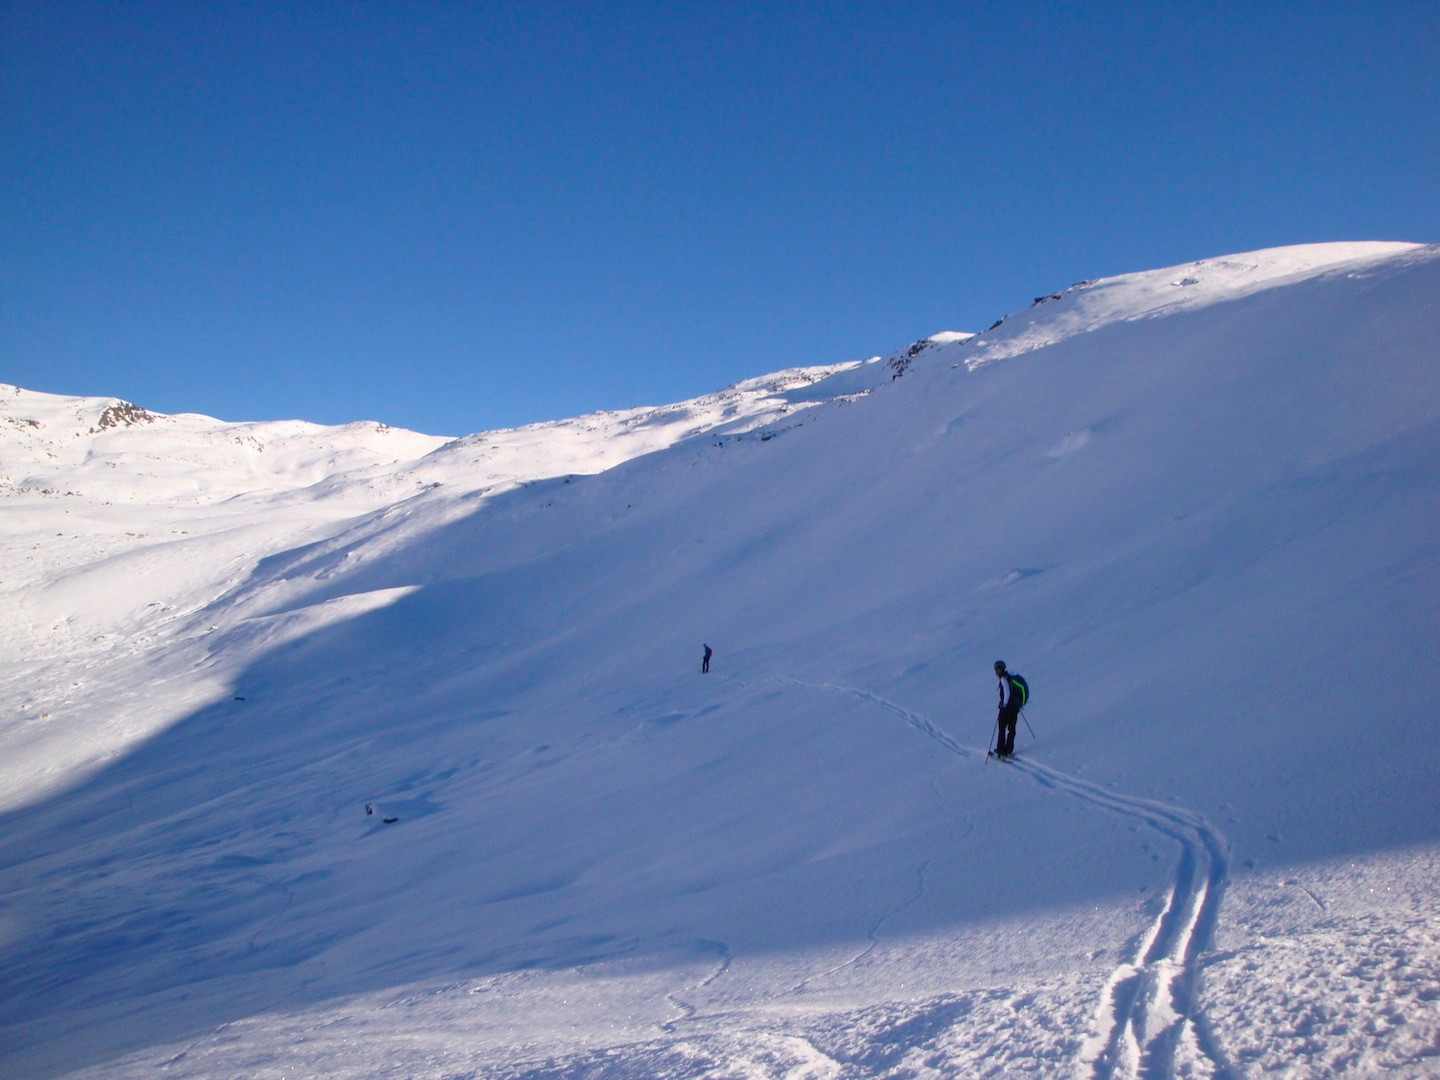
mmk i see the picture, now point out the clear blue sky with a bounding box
[4,2,1437,435]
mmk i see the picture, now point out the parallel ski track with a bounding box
[784,679,1234,1080]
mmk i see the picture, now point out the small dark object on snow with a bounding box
[234,696,246,702]
[383,817,399,824]
[365,803,374,816]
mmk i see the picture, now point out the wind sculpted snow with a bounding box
[1,242,1438,1077]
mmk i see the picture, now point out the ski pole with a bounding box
[985,717,997,765]
[1021,708,1037,742]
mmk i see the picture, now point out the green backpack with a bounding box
[1008,672,1030,708]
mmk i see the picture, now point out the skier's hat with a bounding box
[993,660,1006,672]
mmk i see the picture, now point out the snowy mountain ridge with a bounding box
[4,240,1414,510]
[0,355,880,509]
[953,240,1421,367]
[2,241,1438,1078]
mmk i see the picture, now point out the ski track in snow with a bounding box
[789,859,933,997]
[661,939,732,1034]
[787,679,1235,1080]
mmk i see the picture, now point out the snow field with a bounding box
[2,242,1439,1077]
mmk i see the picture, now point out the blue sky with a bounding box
[4,2,1438,436]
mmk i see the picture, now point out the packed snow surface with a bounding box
[1,241,1437,1077]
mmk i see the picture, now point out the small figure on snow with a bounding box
[992,660,1025,759]
[701,643,713,674]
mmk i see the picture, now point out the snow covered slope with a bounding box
[0,362,886,803]
[1,241,1437,1078]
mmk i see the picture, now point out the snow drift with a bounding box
[1,241,1437,1077]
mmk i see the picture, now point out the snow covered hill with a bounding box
[0,360,891,804]
[1,241,1437,1077]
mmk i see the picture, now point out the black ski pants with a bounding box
[996,705,1019,756]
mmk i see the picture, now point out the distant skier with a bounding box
[992,660,1024,759]
[701,643,713,674]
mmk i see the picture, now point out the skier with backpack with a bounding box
[991,660,1029,759]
